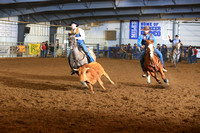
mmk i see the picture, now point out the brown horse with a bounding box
[144,40,169,85]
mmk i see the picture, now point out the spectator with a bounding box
[179,43,183,62]
[50,43,55,58]
[45,41,49,58]
[127,45,133,60]
[132,43,137,59]
[187,46,193,64]
[183,46,187,60]
[193,47,198,64]
[119,44,126,59]
[157,43,161,51]
[41,42,46,58]
[135,45,140,60]
[161,44,168,62]
[56,43,59,50]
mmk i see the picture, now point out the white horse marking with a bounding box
[148,44,154,60]
[147,75,151,84]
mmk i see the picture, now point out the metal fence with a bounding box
[0,42,102,58]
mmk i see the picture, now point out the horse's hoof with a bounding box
[158,81,162,84]
[164,79,169,84]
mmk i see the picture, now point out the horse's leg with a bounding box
[150,71,161,84]
[97,78,106,90]
[103,71,114,84]
[159,68,169,85]
[86,82,94,94]
[147,71,151,84]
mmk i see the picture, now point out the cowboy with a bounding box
[168,35,181,54]
[137,26,167,77]
[69,21,94,75]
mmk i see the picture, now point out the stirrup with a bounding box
[71,70,75,75]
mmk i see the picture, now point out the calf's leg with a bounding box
[86,82,94,94]
[103,71,114,84]
[97,78,106,90]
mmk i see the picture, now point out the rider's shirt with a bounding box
[169,39,181,46]
[137,33,156,48]
[71,28,85,41]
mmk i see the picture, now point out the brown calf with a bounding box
[75,62,114,93]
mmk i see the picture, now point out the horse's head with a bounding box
[146,40,155,60]
[68,33,77,49]
[176,43,181,50]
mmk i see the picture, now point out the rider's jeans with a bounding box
[140,49,164,71]
[77,40,94,62]
[154,49,164,66]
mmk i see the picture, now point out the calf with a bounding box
[74,62,114,93]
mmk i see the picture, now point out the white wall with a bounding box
[24,22,50,43]
[84,20,174,48]
[0,17,18,45]
[179,23,200,46]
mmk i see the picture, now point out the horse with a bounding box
[171,43,181,67]
[144,40,169,85]
[68,33,96,75]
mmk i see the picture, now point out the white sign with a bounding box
[0,46,10,56]
[197,49,200,58]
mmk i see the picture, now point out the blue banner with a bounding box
[129,20,139,39]
[140,22,161,37]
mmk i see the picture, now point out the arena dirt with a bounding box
[0,57,199,133]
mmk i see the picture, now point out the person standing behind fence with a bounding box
[136,45,140,60]
[45,41,49,58]
[161,44,168,62]
[187,46,193,64]
[179,43,184,62]
[41,42,46,58]
[50,43,54,58]
[193,47,198,64]
[157,43,161,51]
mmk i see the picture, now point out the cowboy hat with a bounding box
[70,21,79,27]
[142,26,151,31]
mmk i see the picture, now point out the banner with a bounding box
[140,21,161,37]
[0,46,10,56]
[29,43,40,55]
[129,20,139,39]
[130,21,162,40]
[18,45,25,53]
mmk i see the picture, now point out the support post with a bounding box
[97,43,99,58]
[119,20,124,45]
[49,21,58,45]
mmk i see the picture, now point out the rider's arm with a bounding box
[169,39,173,42]
[137,35,143,48]
[179,40,181,43]
[152,35,156,47]
[77,28,85,40]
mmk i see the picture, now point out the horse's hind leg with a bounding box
[150,71,161,84]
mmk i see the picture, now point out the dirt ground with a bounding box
[0,57,199,133]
